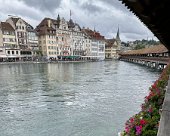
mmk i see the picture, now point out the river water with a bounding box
[0,61,160,136]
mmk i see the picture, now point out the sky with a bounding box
[0,0,158,42]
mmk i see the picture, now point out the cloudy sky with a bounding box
[0,0,157,42]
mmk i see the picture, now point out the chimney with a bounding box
[47,19,51,27]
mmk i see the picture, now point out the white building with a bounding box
[82,28,105,60]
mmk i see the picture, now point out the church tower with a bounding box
[115,27,121,50]
[56,14,60,28]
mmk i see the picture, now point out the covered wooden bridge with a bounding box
[120,45,170,69]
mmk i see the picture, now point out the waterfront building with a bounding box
[6,17,39,61]
[105,28,121,59]
[56,15,72,58]
[36,15,87,60]
[36,15,106,61]
[68,19,86,56]
[36,18,57,60]
[83,32,92,57]
[0,22,20,62]
[27,24,39,58]
[82,28,105,60]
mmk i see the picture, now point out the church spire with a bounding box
[56,14,60,28]
[116,26,120,41]
[57,14,60,21]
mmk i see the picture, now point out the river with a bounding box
[0,61,160,136]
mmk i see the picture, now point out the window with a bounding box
[12,51,14,54]
[22,26,24,30]
[8,51,10,54]
[16,51,18,54]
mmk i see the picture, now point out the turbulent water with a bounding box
[0,61,160,136]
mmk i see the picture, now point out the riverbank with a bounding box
[0,60,103,65]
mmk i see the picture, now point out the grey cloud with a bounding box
[0,0,154,41]
[81,2,103,14]
[99,0,132,14]
[18,0,62,12]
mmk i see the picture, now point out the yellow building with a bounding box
[105,28,121,59]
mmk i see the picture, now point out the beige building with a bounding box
[6,17,38,61]
[0,22,20,62]
[36,15,105,61]
[36,16,87,60]
[105,28,121,59]
[36,18,58,60]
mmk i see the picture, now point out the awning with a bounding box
[65,56,81,59]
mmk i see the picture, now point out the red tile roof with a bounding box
[82,28,105,40]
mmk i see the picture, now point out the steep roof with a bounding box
[105,39,118,47]
[0,22,15,31]
[121,45,168,55]
[82,28,105,40]
[10,17,20,24]
[68,19,75,29]
[36,18,56,36]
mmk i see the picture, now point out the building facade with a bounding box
[0,22,20,62]
[6,17,38,61]
[36,18,57,60]
[105,28,121,59]
[36,16,93,61]
[82,28,105,60]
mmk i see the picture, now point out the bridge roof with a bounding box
[121,45,168,55]
[120,0,170,50]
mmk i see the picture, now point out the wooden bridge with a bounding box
[119,45,170,69]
